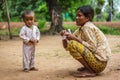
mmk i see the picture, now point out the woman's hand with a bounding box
[60,30,76,40]
[60,30,67,36]
[65,33,76,40]
[64,33,82,43]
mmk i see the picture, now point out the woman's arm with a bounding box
[66,33,82,43]
[60,30,69,50]
[60,30,82,50]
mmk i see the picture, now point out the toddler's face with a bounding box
[24,14,34,27]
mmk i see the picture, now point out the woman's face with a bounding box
[76,10,88,26]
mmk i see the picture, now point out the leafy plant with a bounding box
[37,20,46,30]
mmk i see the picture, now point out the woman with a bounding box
[60,5,111,77]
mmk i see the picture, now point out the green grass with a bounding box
[98,26,120,35]
[0,27,21,36]
[11,27,21,36]
[64,24,120,35]
[0,24,120,36]
[0,30,8,35]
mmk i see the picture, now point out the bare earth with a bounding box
[0,35,120,80]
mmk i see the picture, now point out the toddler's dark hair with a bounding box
[77,5,94,21]
[22,10,34,19]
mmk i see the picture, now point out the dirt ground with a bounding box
[0,35,120,80]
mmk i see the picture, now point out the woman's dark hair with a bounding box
[77,5,94,21]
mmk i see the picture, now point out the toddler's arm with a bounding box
[36,27,40,43]
[19,27,30,43]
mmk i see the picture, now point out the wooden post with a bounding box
[5,0,12,39]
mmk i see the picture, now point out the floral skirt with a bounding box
[67,40,107,73]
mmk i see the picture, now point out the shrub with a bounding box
[64,24,78,33]
[37,20,46,30]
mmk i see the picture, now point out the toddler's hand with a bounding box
[35,40,39,43]
[29,39,36,43]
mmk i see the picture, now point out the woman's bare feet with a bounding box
[73,69,97,78]
[77,67,88,71]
